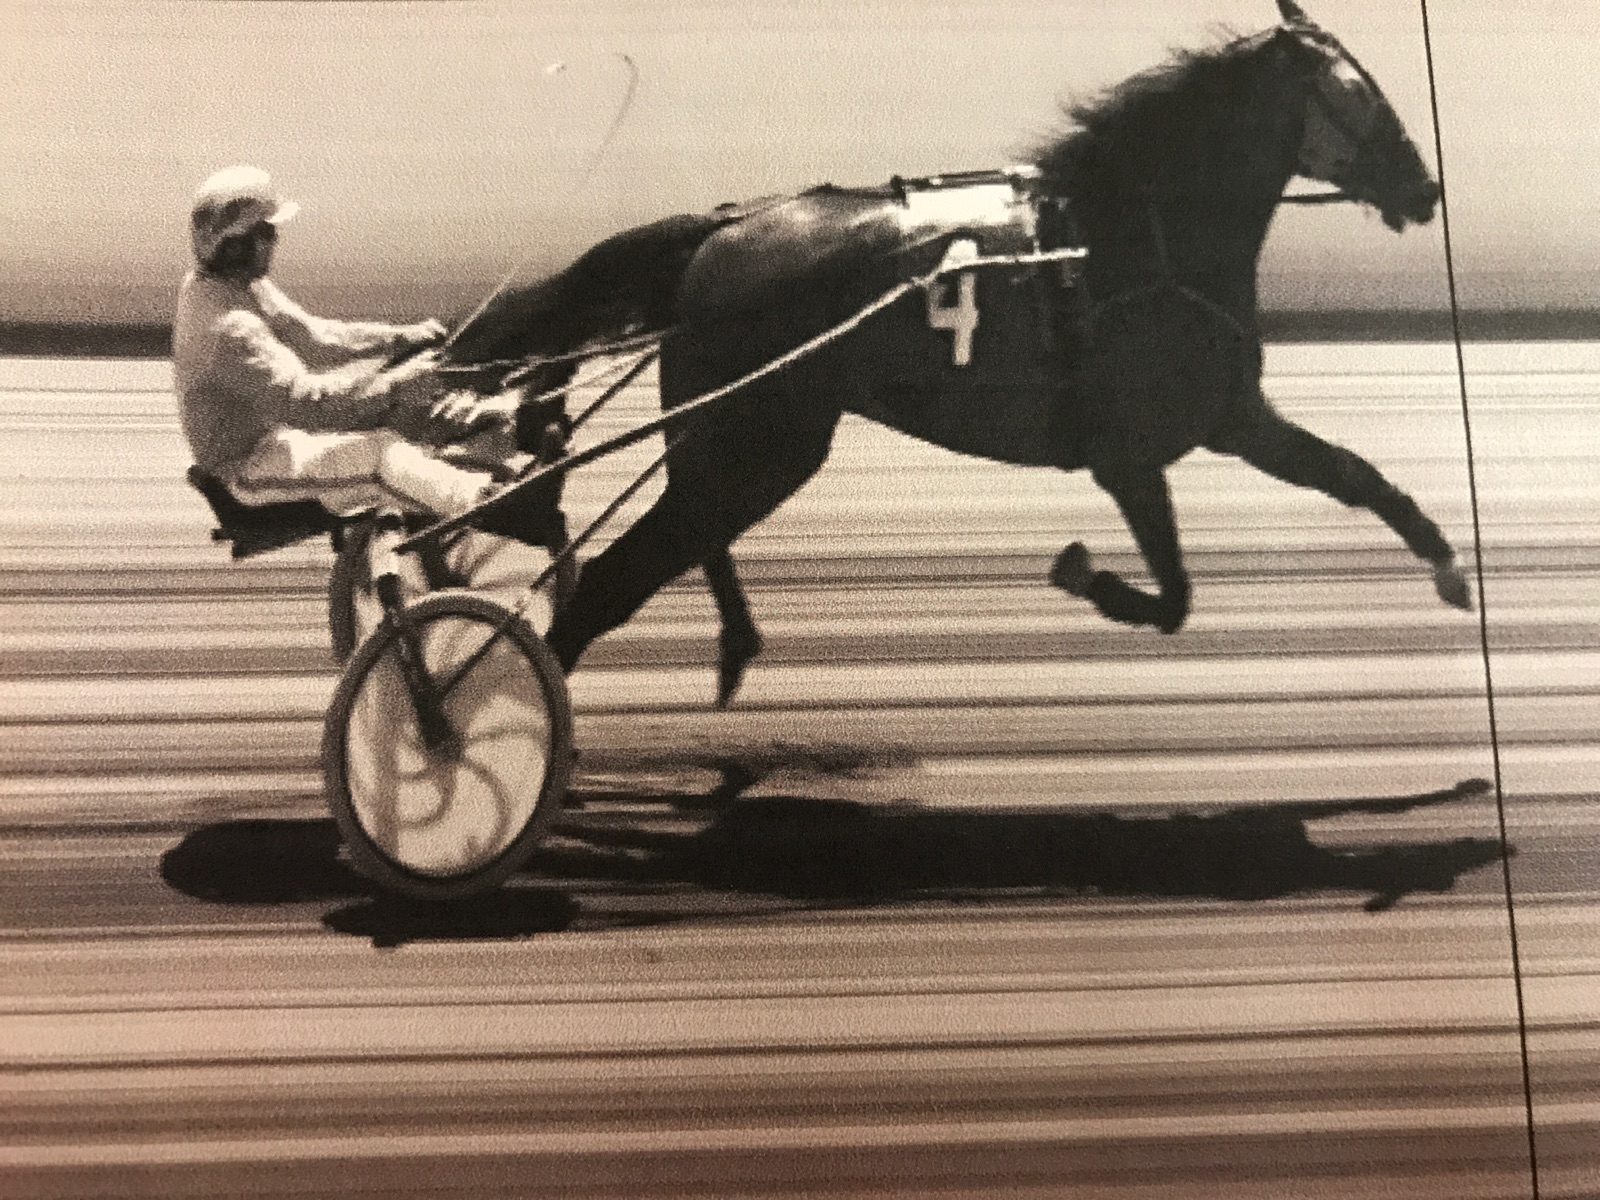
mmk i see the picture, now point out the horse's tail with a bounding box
[444,211,742,369]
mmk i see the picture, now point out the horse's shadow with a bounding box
[158,765,1507,947]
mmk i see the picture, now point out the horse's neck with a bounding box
[1082,169,1291,307]
[1074,71,1300,318]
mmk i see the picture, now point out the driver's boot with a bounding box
[467,454,568,553]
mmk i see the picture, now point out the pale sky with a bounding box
[0,1,1593,324]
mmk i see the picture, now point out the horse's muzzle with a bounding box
[1384,178,1440,230]
[1408,178,1441,223]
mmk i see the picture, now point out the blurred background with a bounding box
[2,0,1594,338]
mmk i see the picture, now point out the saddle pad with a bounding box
[851,174,1082,466]
[891,167,1043,240]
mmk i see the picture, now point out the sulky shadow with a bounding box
[158,818,577,945]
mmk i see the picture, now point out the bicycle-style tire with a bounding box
[322,591,573,899]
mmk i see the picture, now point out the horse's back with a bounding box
[674,187,911,318]
[445,211,737,365]
[675,177,1084,467]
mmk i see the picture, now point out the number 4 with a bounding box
[925,238,980,366]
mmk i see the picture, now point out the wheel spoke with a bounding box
[437,609,525,699]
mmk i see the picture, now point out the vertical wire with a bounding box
[1418,2,1540,1193]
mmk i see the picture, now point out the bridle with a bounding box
[1280,188,1350,206]
[1278,25,1389,208]
[1086,28,1396,347]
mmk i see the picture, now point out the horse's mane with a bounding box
[1031,26,1272,193]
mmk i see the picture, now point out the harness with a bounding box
[1084,33,1393,350]
[1082,205,1255,351]
[1279,27,1394,206]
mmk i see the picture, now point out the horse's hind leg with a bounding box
[1052,465,1192,633]
[543,380,840,688]
[704,548,762,709]
[542,490,708,674]
[1206,403,1473,609]
[544,492,789,684]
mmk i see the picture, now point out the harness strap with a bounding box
[1084,204,1254,351]
[398,243,1084,554]
[1281,188,1352,204]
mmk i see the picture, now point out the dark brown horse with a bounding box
[450,0,1470,706]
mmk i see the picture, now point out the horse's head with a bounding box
[1274,0,1439,231]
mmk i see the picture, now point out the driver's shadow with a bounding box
[159,776,1506,947]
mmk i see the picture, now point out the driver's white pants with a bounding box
[225,427,494,518]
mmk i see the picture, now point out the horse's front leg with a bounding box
[1051,466,1191,634]
[1206,405,1473,610]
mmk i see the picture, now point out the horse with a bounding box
[447,0,1472,707]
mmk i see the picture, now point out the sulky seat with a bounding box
[186,466,344,560]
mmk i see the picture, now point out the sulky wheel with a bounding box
[327,516,459,664]
[322,590,573,899]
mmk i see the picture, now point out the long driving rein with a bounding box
[1083,24,1387,352]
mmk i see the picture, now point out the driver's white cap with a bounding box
[190,164,299,263]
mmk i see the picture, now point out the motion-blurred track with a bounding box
[1,344,1596,1198]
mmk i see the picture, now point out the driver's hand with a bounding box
[383,346,441,385]
[404,318,449,347]
[426,389,494,441]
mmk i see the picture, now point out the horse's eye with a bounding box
[1317,63,1377,133]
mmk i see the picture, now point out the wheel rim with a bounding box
[342,612,553,878]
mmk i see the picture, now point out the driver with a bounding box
[173,164,510,521]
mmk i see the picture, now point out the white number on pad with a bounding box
[926,238,980,367]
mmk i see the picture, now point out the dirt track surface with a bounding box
[1,345,1595,1198]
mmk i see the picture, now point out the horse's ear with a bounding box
[1276,0,1314,26]
[1272,24,1323,75]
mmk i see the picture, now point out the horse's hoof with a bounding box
[1434,559,1474,611]
[715,665,744,710]
[1051,542,1093,597]
[716,629,763,709]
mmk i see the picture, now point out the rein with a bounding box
[1280,189,1350,204]
[1281,31,1392,211]
[1082,143,1366,358]
[1080,126,1363,346]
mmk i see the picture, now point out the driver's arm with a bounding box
[254,278,443,361]
[214,310,436,432]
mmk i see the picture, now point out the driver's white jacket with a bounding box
[173,270,434,474]
[172,271,501,518]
